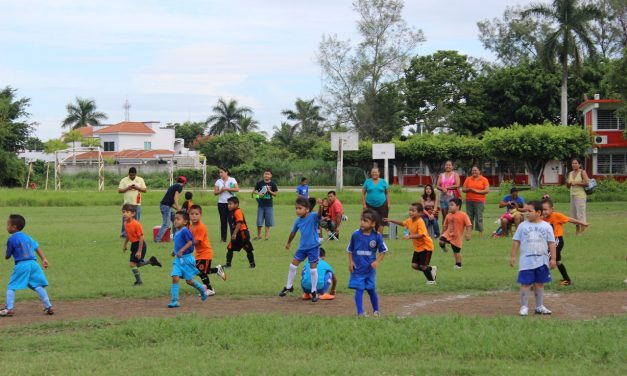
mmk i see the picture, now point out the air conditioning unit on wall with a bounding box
[594,135,608,145]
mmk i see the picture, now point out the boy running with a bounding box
[122,204,161,286]
[225,197,256,269]
[439,198,472,269]
[188,205,226,295]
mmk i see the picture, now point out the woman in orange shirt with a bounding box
[462,166,490,236]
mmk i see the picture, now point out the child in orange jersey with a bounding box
[541,199,588,286]
[188,205,227,295]
[225,197,256,268]
[439,198,472,269]
[122,204,161,286]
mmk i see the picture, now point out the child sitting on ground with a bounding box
[300,247,336,300]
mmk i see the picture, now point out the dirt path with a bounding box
[1,291,625,328]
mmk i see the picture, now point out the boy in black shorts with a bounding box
[226,197,256,269]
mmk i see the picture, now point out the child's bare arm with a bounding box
[177,240,193,257]
[35,247,49,268]
[465,225,472,241]
[548,242,557,269]
[285,232,296,250]
[371,251,386,269]
[567,217,588,227]
[510,240,520,267]
[348,253,355,273]
[232,223,241,240]
[123,237,129,251]
[330,274,337,295]
[384,218,402,225]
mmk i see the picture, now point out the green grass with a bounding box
[0,314,624,375]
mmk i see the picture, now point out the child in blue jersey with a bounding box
[168,211,209,308]
[279,197,322,302]
[347,209,387,317]
[300,247,337,300]
[1,214,54,317]
[296,177,309,198]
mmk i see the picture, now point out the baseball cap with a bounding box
[177,176,187,184]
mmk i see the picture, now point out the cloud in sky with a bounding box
[0,0,531,140]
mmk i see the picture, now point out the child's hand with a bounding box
[349,261,355,273]
[177,251,183,258]
[135,251,141,259]
[231,234,237,240]
[371,261,379,269]
[509,256,516,267]
[549,259,557,269]
[123,245,127,252]
[382,217,389,223]
[42,258,49,268]
[171,251,175,257]
[465,234,471,241]
[285,243,291,251]
[403,235,410,240]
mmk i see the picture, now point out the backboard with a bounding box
[372,143,395,159]
[331,132,359,151]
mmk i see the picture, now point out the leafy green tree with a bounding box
[24,137,44,151]
[355,82,405,141]
[61,97,108,129]
[271,122,294,148]
[522,0,602,125]
[82,137,102,148]
[207,98,252,135]
[238,116,261,134]
[483,124,590,188]
[0,86,32,186]
[63,129,84,165]
[173,121,208,147]
[197,132,266,168]
[606,48,627,135]
[281,98,326,137]
[44,139,69,153]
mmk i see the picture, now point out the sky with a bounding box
[0,0,536,141]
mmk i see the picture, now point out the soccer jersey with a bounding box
[442,211,472,248]
[403,218,433,251]
[124,218,144,243]
[174,227,195,255]
[6,232,38,264]
[291,212,320,250]
[513,220,555,271]
[296,184,309,198]
[190,220,213,260]
[346,230,387,275]
[301,259,334,291]
[119,176,146,205]
[543,212,569,238]
[228,208,248,232]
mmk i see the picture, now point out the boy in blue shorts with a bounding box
[279,197,322,302]
[300,247,337,300]
[510,201,557,316]
[348,209,387,317]
[1,214,54,317]
[168,211,209,308]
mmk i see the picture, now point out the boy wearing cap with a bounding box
[498,187,526,237]
[156,176,187,242]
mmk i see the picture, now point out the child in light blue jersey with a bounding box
[168,211,209,308]
[1,214,54,317]
[347,209,387,317]
[300,247,337,300]
[279,197,322,302]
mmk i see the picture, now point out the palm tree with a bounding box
[238,116,260,134]
[62,97,108,129]
[207,98,253,135]
[271,122,294,148]
[522,0,602,125]
[281,98,326,137]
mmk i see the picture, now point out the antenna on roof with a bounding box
[123,97,131,121]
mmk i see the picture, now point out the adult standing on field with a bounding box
[155,176,187,242]
[436,160,461,226]
[251,168,278,241]
[118,167,147,238]
[214,167,239,242]
[462,166,490,236]
[361,167,390,233]
[566,158,589,235]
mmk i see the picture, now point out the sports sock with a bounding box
[354,289,365,315]
[200,273,212,290]
[132,267,142,283]
[138,260,150,267]
[6,289,15,310]
[455,262,462,267]
[310,268,318,293]
[286,264,298,289]
[520,288,530,307]
[192,280,205,294]
[226,250,234,265]
[366,288,379,312]
[557,263,570,281]
[423,266,434,281]
[209,267,219,274]
[170,283,179,303]
[534,287,544,308]
[34,286,52,309]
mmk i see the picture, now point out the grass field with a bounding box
[0,190,625,375]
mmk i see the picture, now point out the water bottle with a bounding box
[403,228,409,237]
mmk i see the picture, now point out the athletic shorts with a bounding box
[196,259,212,274]
[555,236,564,262]
[294,246,320,264]
[8,260,49,290]
[439,236,461,253]
[129,241,147,264]
[228,230,254,253]
[517,265,552,285]
[171,253,199,280]
[348,270,376,290]
[411,250,433,266]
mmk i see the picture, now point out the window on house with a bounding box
[597,152,627,175]
[144,141,152,151]
[597,110,626,130]
[103,141,115,152]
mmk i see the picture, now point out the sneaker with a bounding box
[426,280,437,285]
[301,293,312,300]
[311,291,319,302]
[454,265,462,270]
[206,288,216,297]
[200,286,209,301]
[133,281,143,286]
[278,286,294,297]
[216,265,227,281]
[357,313,369,318]
[535,305,552,315]
[167,301,180,308]
[519,306,529,316]
[249,262,256,269]
[372,311,381,318]
[431,265,437,281]
[319,293,335,300]
[150,256,162,267]
[559,279,571,286]
[44,306,55,315]
[0,308,15,317]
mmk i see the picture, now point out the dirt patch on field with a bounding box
[0,291,625,328]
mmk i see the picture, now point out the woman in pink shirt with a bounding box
[436,161,460,225]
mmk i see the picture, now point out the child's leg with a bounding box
[185,279,206,294]
[453,246,462,267]
[534,283,544,308]
[354,288,365,315]
[519,285,531,307]
[285,260,300,289]
[245,243,255,266]
[6,289,15,310]
[129,262,142,284]
[366,288,379,313]
[170,277,180,304]
[555,238,571,282]
[33,286,52,309]
[226,248,234,266]
[309,261,318,293]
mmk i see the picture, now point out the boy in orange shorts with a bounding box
[188,205,226,295]
[439,198,472,269]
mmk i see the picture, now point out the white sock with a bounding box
[286,264,297,289]
[310,268,318,293]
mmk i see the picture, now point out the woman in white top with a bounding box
[214,166,239,242]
